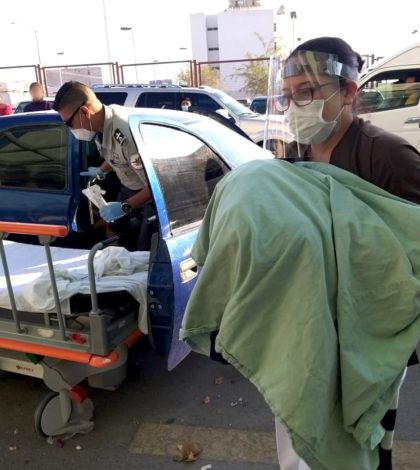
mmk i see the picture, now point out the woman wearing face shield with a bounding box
[268,37,420,470]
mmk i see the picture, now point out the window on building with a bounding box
[139,124,229,233]
[0,124,67,191]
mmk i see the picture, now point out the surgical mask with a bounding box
[70,113,96,141]
[181,104,190,112]
[286,91,344,145]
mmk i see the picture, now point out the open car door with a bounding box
[129,114,230,369]
[0,113,80,230]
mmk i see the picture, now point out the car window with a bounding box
[250,99,266,114]
[94,91,128,106]
[139,123,229,234]
[357,69,420,113]
[0,124,67,191]
[193,93,222,112]
[136,92,180,110]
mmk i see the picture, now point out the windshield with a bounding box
[213,89,258,117]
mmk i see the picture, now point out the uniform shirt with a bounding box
[95,104,147,191]
[287,117,420,204]
[23,100,52,112]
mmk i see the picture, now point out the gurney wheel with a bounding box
[34,391,72,437]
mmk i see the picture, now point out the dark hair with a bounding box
[29,82,43,91]
[290,37,364,74]
[53,81,91,111]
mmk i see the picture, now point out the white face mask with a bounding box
[181,104,190,112]
[70,112,96,141]
[286,91,344,145]
[70,128,96,141]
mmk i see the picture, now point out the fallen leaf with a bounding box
[202,395,211,405]
[54,438,64,448]
[173,441,202,463]
[214,376,223,385]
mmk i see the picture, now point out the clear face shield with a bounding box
[264,51,358,159]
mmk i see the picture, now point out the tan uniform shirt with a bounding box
[95,104,147,191]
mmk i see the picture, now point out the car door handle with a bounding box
[180,258,198,282]
[404,117,420,124]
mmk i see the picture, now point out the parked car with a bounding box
[14,97,54,114]
[357,43,420,150]
[237,97,251,107]
[91,84,289,147]
[0,108,271,369]
[250,96,267,114]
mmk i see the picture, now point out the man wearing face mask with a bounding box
[266,37,420,470]
[181,97,191,112]
[53,81,151,224]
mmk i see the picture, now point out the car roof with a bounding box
[91,84,218,94]
[1,108,271,168]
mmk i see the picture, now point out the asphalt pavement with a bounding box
[0,340,419,470]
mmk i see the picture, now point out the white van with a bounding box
[357,43,420,150]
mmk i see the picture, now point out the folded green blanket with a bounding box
[180,159,420,470]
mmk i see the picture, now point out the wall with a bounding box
[190,13,209,63]
[218,9,273,98]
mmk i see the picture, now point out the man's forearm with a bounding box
[100,161,113,173]
[126,187,152,209]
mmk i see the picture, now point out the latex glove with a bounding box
[80,167,107,180]
[99,202,124,223]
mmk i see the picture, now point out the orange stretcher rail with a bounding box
[0,222,68,238]
[0,330,144,368]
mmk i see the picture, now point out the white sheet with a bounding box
[0,241,149,333]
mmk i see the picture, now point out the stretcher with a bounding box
[0,221,148,438]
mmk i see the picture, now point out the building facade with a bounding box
[190,2,274,99]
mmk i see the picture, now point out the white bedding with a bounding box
[0,241,149,333]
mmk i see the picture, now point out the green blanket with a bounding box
[180,159,420,470]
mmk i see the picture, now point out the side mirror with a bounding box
[216,108,232,120]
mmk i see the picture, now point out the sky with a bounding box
[0,0,419,68]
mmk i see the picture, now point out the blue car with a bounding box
[0,109,270,436]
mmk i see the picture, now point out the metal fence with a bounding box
[0,65,41,104]
[197,58,270,99]
[120,60,195,87]
[42,62,119,97]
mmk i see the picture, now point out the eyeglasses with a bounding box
[275,82,336,112]
[64,102,84,127]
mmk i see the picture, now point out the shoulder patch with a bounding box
[130,153,144,170]
[113,128,126,145]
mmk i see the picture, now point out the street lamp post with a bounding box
[57,52,64,86]
[120,26,138,83]
[290,11,297,51]
[153,60,159,84]
[10,22,42,65]
[102,0,111,63]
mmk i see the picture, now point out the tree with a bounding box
[234,33,288,97]
[177,65,220,88]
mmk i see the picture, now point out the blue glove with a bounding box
[80,167,106,180]
[99,202,125,223]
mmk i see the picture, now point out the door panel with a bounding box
[357,68,420,149]
[129,116,229,368]
[0,117,80,229]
